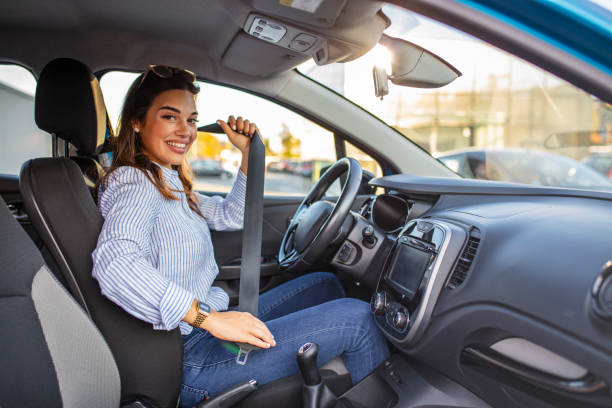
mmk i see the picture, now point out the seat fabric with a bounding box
[0,196,120,408]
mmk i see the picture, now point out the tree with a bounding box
[279,123,301,158]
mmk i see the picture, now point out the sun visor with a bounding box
[222,32,310,77]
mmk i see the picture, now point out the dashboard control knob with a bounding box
[370,292,386,315]
[393,310,409,330]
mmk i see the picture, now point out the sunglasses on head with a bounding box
[137,64,196,89]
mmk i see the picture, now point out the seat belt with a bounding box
[198,123,265,364]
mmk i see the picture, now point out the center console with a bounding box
[371,218,466,347]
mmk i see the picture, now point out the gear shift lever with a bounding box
[297,342,322,385]
[297,342,337,408]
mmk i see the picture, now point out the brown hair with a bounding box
[96,68,203,216]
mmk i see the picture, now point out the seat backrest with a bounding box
[0,195,121,408]
[20,58,184,408]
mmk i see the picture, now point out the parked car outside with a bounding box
[189,159,233,179]
[582,148,612,179]
[437,148,612,190]
[266,160,287,173]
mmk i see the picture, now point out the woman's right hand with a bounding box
[202,310,276,349]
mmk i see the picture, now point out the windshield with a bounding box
[298,4,612,192]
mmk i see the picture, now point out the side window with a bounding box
[0,64,50,174]
[344,141,383,178]
[101,71,339,196]
[195,82,338,196]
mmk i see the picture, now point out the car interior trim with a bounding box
[489,337,589,380]
[370,174,612,201]
[462,345,609,395]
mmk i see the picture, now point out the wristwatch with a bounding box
[193,301,211,328]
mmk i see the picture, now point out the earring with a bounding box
[134,127,140,133]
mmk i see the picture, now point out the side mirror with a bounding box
[373,34,461,98]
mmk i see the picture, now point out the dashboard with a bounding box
[331,174,612,408]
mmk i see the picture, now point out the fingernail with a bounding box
[266,343,271,348]
[272,340,276,346]
[216,120,221,125]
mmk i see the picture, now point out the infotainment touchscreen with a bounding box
[387,241,433,300]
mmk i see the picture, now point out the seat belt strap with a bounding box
[234,131,265,364]
[197,123,265,363]
[238,130,265,317]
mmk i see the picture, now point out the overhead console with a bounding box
[371,218,466,348]
[221,0,388,76]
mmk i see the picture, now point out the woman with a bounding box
[92,65,389,407]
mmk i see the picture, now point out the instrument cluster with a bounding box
[363,194,411,232]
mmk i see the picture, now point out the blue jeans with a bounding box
[180,272,389,407]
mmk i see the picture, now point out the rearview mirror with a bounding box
[373,34,461,98]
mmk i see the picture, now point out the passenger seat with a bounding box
[0,195,121,407]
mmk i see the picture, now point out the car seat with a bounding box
[0,195,121,407]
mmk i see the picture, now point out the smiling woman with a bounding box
[137,90,199,167]
[91,64,389,407]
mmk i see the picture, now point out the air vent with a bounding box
[447,229,481,290]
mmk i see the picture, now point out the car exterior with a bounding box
[189,159,233,179]
[437,148,612,190]
[582,148,612,179]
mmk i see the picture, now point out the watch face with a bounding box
[198,302,211,314]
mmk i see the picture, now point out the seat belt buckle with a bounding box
[235,342,259,365]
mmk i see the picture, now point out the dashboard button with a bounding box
[370,292,386,315]
[393,309,410,331]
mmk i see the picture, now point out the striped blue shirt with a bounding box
[92,164,246,335]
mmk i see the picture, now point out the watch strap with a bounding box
[193,301,211,328]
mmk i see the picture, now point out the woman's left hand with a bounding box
[217,115,259,155]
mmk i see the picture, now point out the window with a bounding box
[344,141,383,178]
[0,64,50,174]
[101,71,340,196]
[298,5,612,192]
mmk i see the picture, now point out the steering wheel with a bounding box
[278,157,362,275]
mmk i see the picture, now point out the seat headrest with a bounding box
[35,58,113,156]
